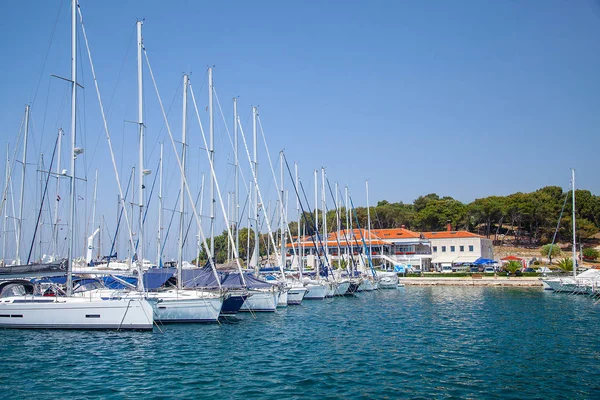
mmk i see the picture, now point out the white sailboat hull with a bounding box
[147,290,223,323]
[334,282,351,296]
[0,296,154,330]
[304,283,327,300]
[287,287,307,305]
[326,282,336,297]
[358,279,377,291]
[277,289,289,307]
[240,289,279,312]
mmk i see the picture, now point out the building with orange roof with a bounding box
[285,225,493,272]
[422,225,494,270]
[285,227,432,272]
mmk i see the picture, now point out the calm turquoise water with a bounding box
[1,287,599,399]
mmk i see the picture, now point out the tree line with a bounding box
[348,186,599,245]
[197,186,600,264]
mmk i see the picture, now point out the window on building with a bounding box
[450,246,455,252]
[433,246,437,252]
[441,246,446,252]
[469,245,474,252]
[460,245,464,252]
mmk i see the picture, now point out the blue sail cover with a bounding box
[33,276,68,284]
[143,268,176,290]
[221,272,274,289]
[102,275,138,289]
[102,268,176,290]
[182,267,222,289]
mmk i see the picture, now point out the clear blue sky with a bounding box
[0,0,599,260]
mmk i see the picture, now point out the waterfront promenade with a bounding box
[399,276,543,286]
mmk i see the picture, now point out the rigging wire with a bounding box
[29,0,64,106]
[27,133,59,264]
[282,153,331,279]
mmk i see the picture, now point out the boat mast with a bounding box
[345,186,352,273]
[366,180,372,260]
[136,20,146,285]
[178,74,188,289]
[233,97,239,260]
[156,142,163,267]
[53,128,63,259]
[91,169,98,238]
[37,154,44,262]
[314,169,318,277]
[209,68,215,260]
[16,104,30,265]
[196,173,205,268]
[336,182,341,270]
[247,179,252,266]
[280,151,285,272]
[66,0,77,295]
[2,144,9,263]
[571,168,577,277]
[321,168,328,274]
[252,106,259,270]
[295,161,302,277]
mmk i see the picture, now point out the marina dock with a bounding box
[399,276,543,286]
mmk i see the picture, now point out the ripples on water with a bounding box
[1,287,599,399]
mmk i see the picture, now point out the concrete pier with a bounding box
[398,276,543,287]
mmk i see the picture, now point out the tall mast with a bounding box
[98,216,103,259]
[37,154,43,262]
[16,104,30,264]
[2,144,9,263]
[345,186,351,273]
[252,106,259,269]
[571,168,577,277]
[336,182,341,269]
[209,67,215,259]
[136,20,146,285]
[366,180,372,259]
[178,74,188,289]
[156,142,163,267]
[233,97,239,259]
[295,161,302,277]
[279,151,285,271]
[91,169,98,236]
[53,129,63,259]
[321,168,327,271]
[314,169,318,277]
[196,173,205,268]
[66,0,77,295]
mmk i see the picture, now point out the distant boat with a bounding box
[377,271,399,289]
[542,169,589,295]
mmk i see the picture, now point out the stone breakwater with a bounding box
[399,277,543,286]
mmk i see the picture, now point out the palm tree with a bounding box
[556,258,573,272]
[504,260,522,275]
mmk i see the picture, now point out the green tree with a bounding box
[413,193,440,213]
[541,244,561,264]
[469,196,505,238]
[582,248,599,260]
[414,197,467,231]
[556,257,573,272]
[504,260,522,275]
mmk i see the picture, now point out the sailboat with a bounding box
[0,0,154,330]
[129,48,223,323]
[542,169,600,294]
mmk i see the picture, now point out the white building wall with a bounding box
[429,237,494,265]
